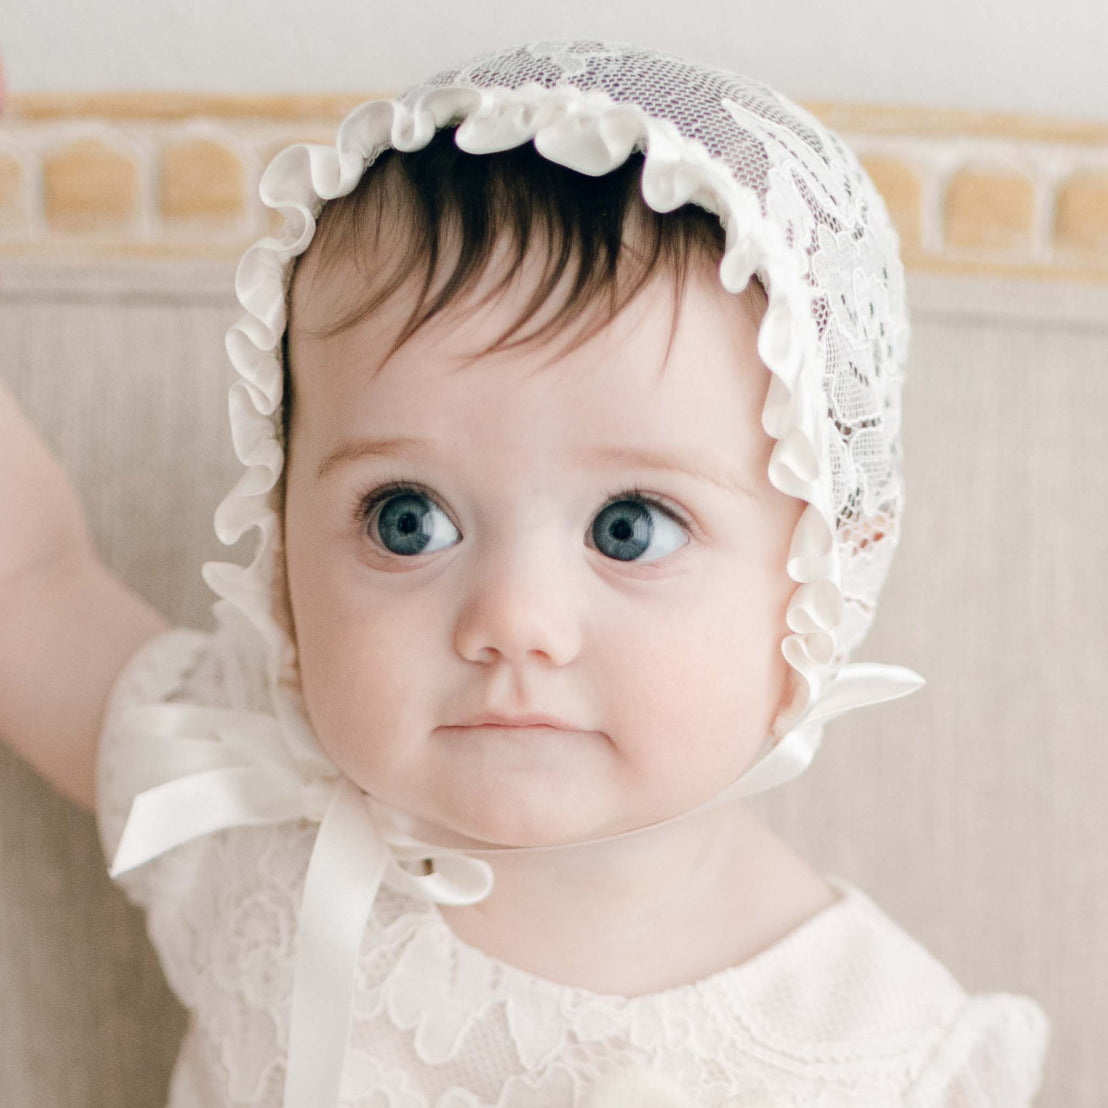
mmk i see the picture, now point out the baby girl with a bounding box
[0,38,1050,1108]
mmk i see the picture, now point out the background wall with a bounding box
[4,0,1108,120]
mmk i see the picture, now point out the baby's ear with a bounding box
[580,1066,692,1108]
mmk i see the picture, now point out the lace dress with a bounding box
[95,626,1051,1108]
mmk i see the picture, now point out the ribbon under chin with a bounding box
[283,779,495,1108]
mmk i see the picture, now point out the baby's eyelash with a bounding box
[348,479,693,533]
[599,483,693,531]
[350,478,437,528]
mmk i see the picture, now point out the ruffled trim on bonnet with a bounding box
[204,79,923,795]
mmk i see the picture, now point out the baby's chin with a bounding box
[335,731,698,851]
[433,789,621,850]
[396,728,631,848]
[380,770,641,851]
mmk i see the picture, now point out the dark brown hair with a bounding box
[281,126,756,455]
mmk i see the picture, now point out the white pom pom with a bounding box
[581,1066,692,1108]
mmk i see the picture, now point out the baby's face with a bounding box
[282,240,804,847]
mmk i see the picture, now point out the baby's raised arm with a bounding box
[0,376,168,811]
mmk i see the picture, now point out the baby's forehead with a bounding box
[288,250,773,494]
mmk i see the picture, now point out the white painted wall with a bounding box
[4,0,1108,121]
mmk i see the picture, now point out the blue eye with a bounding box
[589,496,689,563]
[359,483,459,557]
[355,482,690,565]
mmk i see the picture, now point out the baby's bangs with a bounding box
[288,126,728,371]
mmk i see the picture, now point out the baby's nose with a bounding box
[451,539,582,668]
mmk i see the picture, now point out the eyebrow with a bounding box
[315,436,757,499]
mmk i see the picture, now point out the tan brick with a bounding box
[944,168,1035,251]
[1054,171,1108,255]
[860,156,922,250]
[159,138,245,223]
[0,154,29,234]
[43,139,139,232]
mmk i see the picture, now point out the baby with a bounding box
[0,39,1050,1108]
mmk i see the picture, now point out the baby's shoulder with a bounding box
[94,627,215,853]
[102,602,267,720]
[733,878,1050,1101]
[733,878,969,1046]
[93,606,275,887]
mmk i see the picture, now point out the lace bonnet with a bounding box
[106,39,925,1108]
[210,37,924,785]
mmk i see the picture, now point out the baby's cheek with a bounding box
[612,607,779,781]
[301,628,427,780]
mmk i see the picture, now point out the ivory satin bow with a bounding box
[107,659,923,1108]
[107,703,495,1108]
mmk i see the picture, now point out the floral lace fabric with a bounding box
[95,627,1051,1108]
